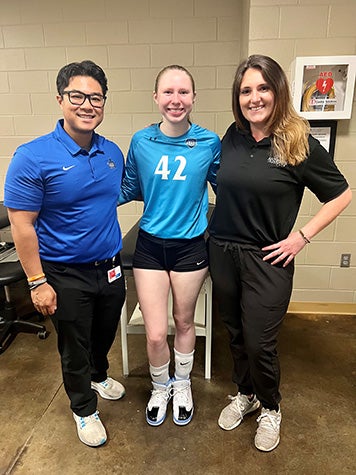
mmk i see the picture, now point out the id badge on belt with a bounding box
[107,265,122,283]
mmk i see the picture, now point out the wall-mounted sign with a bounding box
[309,120,337,159]
[291,56,356,120]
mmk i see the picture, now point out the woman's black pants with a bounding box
[208,238,294,410]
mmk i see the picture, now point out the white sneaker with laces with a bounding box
[91,377,125,400]
[146,381,172,426]
[73,410,107,447]
[255,407,282,452]
[172,378,194,426]
[218,392,260,430]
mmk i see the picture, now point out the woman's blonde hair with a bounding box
[232,55,310,166]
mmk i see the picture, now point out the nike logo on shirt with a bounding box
[62,165,76,171]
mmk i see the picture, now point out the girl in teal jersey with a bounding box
[120,65,220,426]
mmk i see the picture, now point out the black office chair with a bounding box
[0,206,49,354]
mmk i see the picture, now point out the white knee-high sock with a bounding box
[174,348,194,380]
[149,361,170,385]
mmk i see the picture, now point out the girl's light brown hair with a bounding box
[154,64,195,93]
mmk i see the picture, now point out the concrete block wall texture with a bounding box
[0,0,355,305]
[0,0,241,226]
[248,0,356,305]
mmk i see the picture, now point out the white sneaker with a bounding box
[73,411,107,447]
[255,407,282,452]
[146,381,172,426]
[218,392,260,430]
[91,377,125,400]
[172,378,194,426]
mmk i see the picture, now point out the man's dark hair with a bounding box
[56,60,108,96]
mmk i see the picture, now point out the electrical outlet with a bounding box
[340,253,351,267]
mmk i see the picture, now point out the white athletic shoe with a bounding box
[218,392,260,430]
[91,377,125,400]
[146,381,172,426]
[255,407,282,452]
[73,411,107,447]
[172,378,194,426]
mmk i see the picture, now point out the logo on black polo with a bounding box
[267,155,286,168]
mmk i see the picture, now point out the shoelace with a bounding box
[151,386,171,402]
[227,394,248,415]
[256,411,279,431]
[78,411,100,429]
[172,384,190,404]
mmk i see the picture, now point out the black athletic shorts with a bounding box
[133,228,208,272]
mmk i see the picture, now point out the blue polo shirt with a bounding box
[4,120,124,263]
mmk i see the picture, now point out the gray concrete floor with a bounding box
[0,279,355,475]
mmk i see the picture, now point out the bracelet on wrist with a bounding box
[28,277,47,291]
[298,229,310,244]
[28,273,45,283]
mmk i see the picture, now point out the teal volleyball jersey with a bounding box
[120,123,221,239]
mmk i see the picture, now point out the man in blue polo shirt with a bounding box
[4,60,126,447]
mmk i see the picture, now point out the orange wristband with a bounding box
[27,273,46,282]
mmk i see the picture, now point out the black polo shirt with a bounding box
[209,123,349,246]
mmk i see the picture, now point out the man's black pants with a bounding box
[43,256,126,416]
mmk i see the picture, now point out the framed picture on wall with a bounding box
[309,120,337,159]
[291,56,356,120]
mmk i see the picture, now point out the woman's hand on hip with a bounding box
[262,231,307,267]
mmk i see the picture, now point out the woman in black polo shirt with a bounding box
[208,54,352,452]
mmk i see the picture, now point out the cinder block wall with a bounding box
[0,0,355,305]
[0,0,240,228]
[248,0,356,305]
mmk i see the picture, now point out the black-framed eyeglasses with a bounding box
[62,90,106,108]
